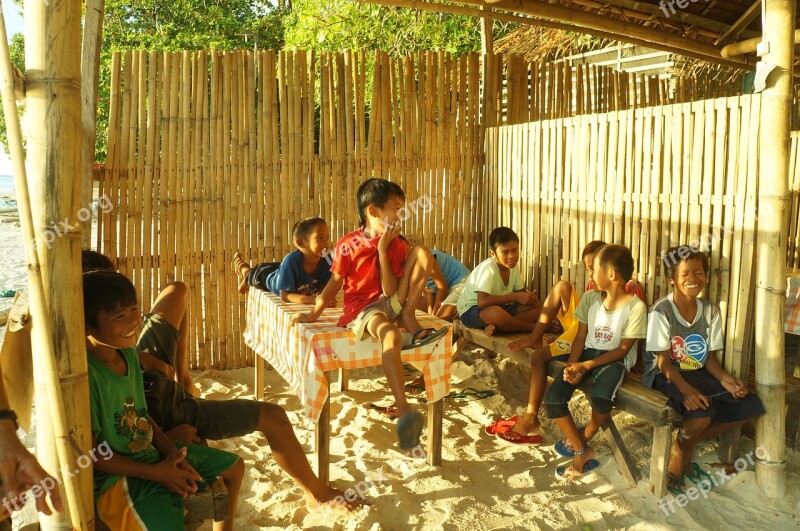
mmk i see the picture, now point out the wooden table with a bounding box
[243,289,452,483]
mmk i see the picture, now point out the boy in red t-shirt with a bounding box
[293,178,445,450]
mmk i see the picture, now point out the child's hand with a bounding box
[721,374,749,398]
[377,222,401,253]
[564,362,588,385]
[290,312,318,326]
[682,387,710,411]
[165,424,203,445]
[157,360,176,381]
[151,447,202,497]
[516,291,537,306]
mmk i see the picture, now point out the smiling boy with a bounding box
[83,270,244,530]
[456,227,541,336]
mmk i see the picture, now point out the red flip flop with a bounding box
[496,430,544,445]
[484,416,520,436]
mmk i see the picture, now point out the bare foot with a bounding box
[232,251,252,295]
[508,335,542,351]
[305,486,369,514]
[668,436,687,478]
[572,445,596,475]
[397,312,423,335]
[510,413,540,436]
[484,324,496,336]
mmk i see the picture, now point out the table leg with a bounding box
[426,399,443,466]
[255,356,266,401]
[315,374,332,485]
[339,368,349,392]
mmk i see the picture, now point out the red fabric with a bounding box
[331,228,410,327]
[586,279,646,303]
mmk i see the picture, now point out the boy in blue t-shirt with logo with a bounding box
[644,246,764,496]
[234,217,332,303]
[421,249,470,321]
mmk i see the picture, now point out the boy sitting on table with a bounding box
[83,270,244,530]
[456,226,541,336]
[292,178,446,450]
[233,216,332,302]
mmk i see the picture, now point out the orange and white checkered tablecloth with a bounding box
[243,289,453,422]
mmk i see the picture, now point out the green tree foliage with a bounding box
[0,33,25,158]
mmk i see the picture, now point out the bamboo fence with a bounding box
[99,50,780,370]
[487,95,764,375]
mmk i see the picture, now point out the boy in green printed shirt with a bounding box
[85,270,244,531]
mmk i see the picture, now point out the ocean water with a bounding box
[0,174,13,191]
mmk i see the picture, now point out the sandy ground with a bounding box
[2,187,798,529]
[193,345,799,530]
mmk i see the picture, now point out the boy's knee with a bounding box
[164,281,190,302]
[410,245,432,267]
[380,324,402,346]
[531,349,551,366]
[544,401,569,419]
[589,395,614,415]
[553,280,573,297]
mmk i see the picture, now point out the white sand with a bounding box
[193,346,799,530]
[1,187,796,529]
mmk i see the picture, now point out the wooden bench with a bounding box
[453,320,681,497]
[95,476,228,530]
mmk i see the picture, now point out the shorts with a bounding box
[549,285,581,357]
[144,371,260,440]
[440,278,467,307]
[653,370,765,423]
[347,294,404,340]
[459,302,519,329]
[544,348,626,418]
[96,442,239,530]
[137,313,179,367]
[246,261,281,292]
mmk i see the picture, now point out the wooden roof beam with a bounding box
[472,0,751,68]
[361,0,753,69]
[715,0,761,45]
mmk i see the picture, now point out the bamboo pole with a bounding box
[8,0,91,527]
[754,0,792,498]
[80,0,105,249]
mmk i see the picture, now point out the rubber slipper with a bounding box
[553,426,587,458]
[496,430,544,445]
[452,387,495,401]
[366,403,399,419]
[685,462,715,489]
[397,410,424,450]
[484,416,519,436]
[555,459,600,480]
[666,472,687,496]
[405,381,426,393]
[402,326,448,350]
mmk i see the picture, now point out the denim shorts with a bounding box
[544,348,626,418]
[654,370,765,423]
[459,302,519,329]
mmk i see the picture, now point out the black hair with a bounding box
[292,217,327,242]
[81,249,116,272]
[488,227,519,251]
[594,244,634,282]
[356,178,405,226]
[661,245,710,279]
[82,270,138,329]
[582,241,606,259]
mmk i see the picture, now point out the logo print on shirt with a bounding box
[670,334,707,371]
[593,325,614,344]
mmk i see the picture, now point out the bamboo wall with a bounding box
[486,95,763,376]
[99,50,756,370]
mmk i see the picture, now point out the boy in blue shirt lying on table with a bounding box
[234,217,332,303]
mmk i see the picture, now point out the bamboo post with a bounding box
[755,0,792,498]
[7,0,91,527]
[80,0,105,249]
